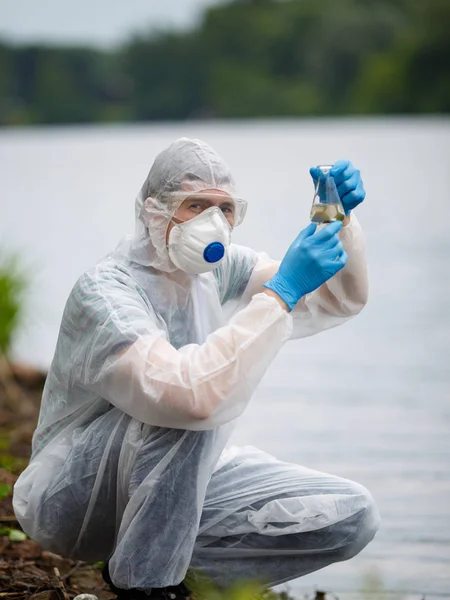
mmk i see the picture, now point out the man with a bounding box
[13,138,379,599]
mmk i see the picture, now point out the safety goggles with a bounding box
[168,191,247,227]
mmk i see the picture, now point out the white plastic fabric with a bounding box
[13,138,378,591]
[115,137,246,272]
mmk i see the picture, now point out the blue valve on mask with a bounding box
[203,242,225,264]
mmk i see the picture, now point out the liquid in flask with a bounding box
[310,165,346,224]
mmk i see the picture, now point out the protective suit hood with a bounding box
[114,137,237,272]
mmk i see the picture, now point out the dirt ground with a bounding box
[0,362,114,600]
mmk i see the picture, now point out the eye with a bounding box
[189,203,203,211]
[220,205,234,214]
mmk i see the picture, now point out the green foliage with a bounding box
[0,253,27,356]
[0,431,29,475]
[359,568,405,600]
[0,453,29,474]
[350,0,450,113]
[7,528,27,542]
[0,0,448,124]
[185,570,295,599]
[0,526,28,542]
[0,483,12,500]
[123,31,207,120]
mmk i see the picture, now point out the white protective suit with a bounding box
[13,138,379,591]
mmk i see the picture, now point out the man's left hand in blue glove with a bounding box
[310,160,366,216]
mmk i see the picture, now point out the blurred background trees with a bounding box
[0,0,448,125]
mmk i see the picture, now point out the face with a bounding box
[166,189,235,243]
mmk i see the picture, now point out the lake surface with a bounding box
[1,118,449,598]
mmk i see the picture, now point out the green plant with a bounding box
[0,453,29,474]
[185,570,295,600]
[0,252,27,356]
[0,526,27,541]
[0,482,12,499]
[359,568,405,600]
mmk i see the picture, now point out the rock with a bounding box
[73,595,99,600]
[70,566,104,593]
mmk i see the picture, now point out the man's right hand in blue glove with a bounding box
[263,221,348,312]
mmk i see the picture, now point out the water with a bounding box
[310,202,345,223]
[1,118,449,598]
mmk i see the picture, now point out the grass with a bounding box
[0,250,27,356]
[185,570,296,600]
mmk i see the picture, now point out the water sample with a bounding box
[310,203,345,223]
[310,165,346,223]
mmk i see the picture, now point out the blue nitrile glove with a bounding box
[263,221,348,311]
[310,160,366,215]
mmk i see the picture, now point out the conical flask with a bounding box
[310,165,345,223]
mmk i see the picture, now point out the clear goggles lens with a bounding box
[169,191,247,227]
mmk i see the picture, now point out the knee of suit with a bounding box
[339,484,380,560]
